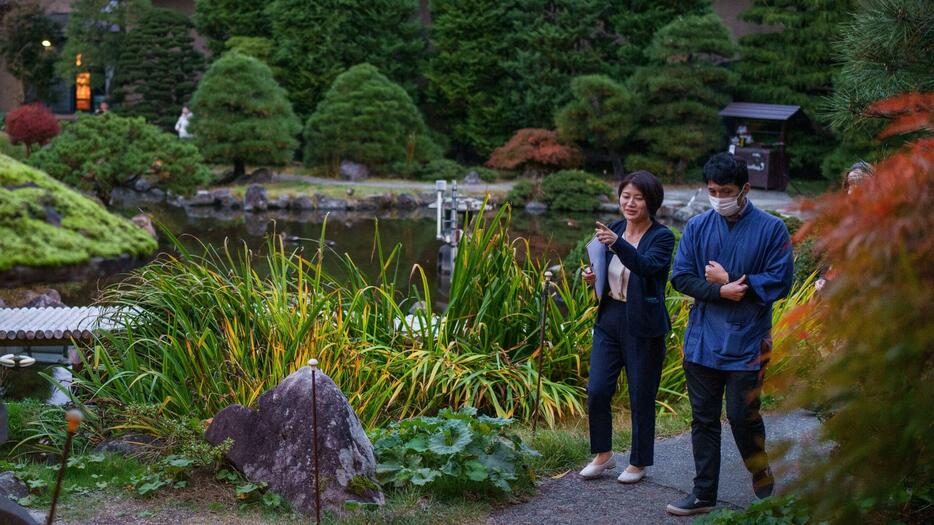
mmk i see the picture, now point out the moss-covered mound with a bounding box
[0,154,157,271]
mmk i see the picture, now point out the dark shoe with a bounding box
[753,467,775,499]
[665,494,716,516]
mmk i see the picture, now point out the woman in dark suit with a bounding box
[579,170,675,483]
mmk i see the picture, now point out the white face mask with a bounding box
[708,190,745,216]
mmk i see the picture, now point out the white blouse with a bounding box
[608,239,638,301]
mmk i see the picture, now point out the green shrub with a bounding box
[540,170,613,211]
[0,132,27,161]
[696,494,811,524]
[29,113,210,202]
[304,64,440,171]
[505,180,536,206]
[767,211,820,284]
[189,51,300,179]
[472,166,499,182]
[370,407,539,494]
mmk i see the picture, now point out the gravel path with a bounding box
[490,411,821,525]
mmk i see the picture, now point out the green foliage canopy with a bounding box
[555,75,640,177]
[266,0,424,119]
[56,0,151,89]
[303,64,440,170]
[626,14,737,181]
[194,0,271,54]
[110,8,204,131]
[29,113,210,201]
[540,169,613,211]
[189,52,300,177]
[0,2,62,102]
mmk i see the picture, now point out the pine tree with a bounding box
[555,75,640,177]
[56,0,150,90]
[626,14,737,181]
[426,0,521,158]
[266,0,424,120]
[189,52,301,179]
[736,0,857,179]
[303,64,439,171]
[0,3,62,103]
[822,0,933,180]
[110,8,204,131]
[194,0,271,54]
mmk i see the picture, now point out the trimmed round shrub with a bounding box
[29,113,210,201]
[540,170,613,211]
[505,180,536,206]
[5,103,60,156]
[304,63,440,172]
[189,52,300,178]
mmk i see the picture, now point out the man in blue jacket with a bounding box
[666,153,794,516]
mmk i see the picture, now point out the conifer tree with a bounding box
[736,0,857,178]
[189,52,300,179]
[56,0,150,90]
[506,0,708,130]
[303,64,439,170]
[266,0,424,120]
[626,14,737,181]
[555,75,639,177]
[0,3,61,103]
[426,0,520,157]
[194,0,271,54]
[822,0,933,179]
[110,8,204,131]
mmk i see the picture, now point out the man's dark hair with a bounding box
[618,170,664,218]
[702,152,748,187]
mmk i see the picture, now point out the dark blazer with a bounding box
[596,219,675,339]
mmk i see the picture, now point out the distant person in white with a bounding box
[175,106,192,139]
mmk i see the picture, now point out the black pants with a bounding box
[684,360,769,501]
[587,299,665,466]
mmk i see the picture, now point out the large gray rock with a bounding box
[267,195,292,210]
[463,170,482,185]
[206,367,383,515]
[18,289,64,308]
[212,188,240,208]
[317,196,349,211]
[131,214,157,239]
[0,472,27,500]
[339,161,369,181]
[674,200,711,223]
[244,184,269,212]
[187,190,216,206]
[291,194,316,210]
[395,193,418,209]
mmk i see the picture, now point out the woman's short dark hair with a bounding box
[702,152,749,187]
[618,170,664,218]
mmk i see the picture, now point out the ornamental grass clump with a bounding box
[78,205,593,429]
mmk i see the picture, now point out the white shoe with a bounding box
[616,466,646,484]
[579,455,617,479]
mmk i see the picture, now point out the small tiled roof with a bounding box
[719,103,802,121]
[0,306,123,342]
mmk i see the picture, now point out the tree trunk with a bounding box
[674,158,688,183]
[610,152,624,179]
[233,159,245,180]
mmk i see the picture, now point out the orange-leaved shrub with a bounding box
[779,92,933,523]
[486,128,582,176]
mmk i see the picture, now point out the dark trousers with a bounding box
[684,361,769,501]
[587,299,665,466]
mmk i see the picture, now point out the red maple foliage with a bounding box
[5,103,60,156]
[486,128,582,175]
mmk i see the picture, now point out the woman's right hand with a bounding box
[582,265,596,286]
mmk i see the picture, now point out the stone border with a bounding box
[0,253,149,288]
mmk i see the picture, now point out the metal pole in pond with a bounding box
[308,358,322,525]
[47,409,82,525]
[531,271,553,436]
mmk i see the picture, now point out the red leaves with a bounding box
[486,128,582,173]
[5,103,60,154]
